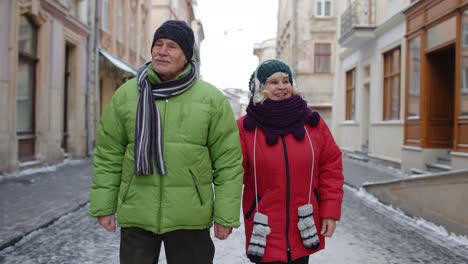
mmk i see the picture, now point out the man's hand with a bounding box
[214,222,232,240]
[97,214,116,232]
[320,218,336,237]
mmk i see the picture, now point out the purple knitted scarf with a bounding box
[244,95,320,145]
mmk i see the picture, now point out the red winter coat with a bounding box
[237,115,344,263]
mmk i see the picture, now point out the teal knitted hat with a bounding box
[249,59,294,95]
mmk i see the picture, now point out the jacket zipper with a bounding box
[156,99,169,233]
[314,189,320,206]
[245,195,261,220]
[280,136,292,261]
[189,168,204,205]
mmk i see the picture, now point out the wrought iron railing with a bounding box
[340,0,376,39]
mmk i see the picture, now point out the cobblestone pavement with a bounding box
[0,160,92,250]
[1,187,467,264]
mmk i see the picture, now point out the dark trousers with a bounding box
[258,256,309,264]
[120,227,214,264]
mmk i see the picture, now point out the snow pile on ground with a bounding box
[354,186,468,247]
[0,159,87,182]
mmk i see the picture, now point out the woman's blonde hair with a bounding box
[252,72,301,104]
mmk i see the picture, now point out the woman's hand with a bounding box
[320,218,336,237]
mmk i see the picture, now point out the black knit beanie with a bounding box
[151,20,195,61]
[249,59,294,95]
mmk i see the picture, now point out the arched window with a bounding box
[17,15,38,161]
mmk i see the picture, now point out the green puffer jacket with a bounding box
[89,64,244,234]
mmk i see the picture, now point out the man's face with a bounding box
[151,39,188,81]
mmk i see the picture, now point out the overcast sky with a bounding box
[196,0,278,90]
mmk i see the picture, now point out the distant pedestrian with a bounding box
[89,20,243,264]
[238,59,344,263]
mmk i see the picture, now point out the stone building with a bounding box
[333,0,468,173]
[277,0,338,125]
[0,0,152,173]
[253,38,277,62]
[1,0,91,172]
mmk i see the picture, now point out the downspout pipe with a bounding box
[92,0,100,155]
[85,0,93,156]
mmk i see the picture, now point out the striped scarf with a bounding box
[134,60,197,176]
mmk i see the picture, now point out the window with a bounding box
[408,37,421,118]
[316,0,332,17]
[101,0,109,31]
[463,23,468,48]
[314,43,331,73]
[17,15,37,133]
[383,47,401,120]
[345,68,356,120]
[71,0,81,17]
[117,0,123,41]
[461,10,468,116]
[17,15,38,160]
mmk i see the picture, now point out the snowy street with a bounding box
[1,186,467,264]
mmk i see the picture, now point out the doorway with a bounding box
[62,42,77,157]
[62,44,71,155]
[425,44,455,148]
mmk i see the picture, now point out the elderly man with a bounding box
[89,20,243,264]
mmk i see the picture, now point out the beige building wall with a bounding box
[0,0,16,172]
[277,0,338,125]
[1,0,90,173]
[334,0,411,165]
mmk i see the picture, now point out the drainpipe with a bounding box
[92,0,100,155]
[293,0,298,73]
[85,0,92,156]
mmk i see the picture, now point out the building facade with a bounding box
[253,38,277,62]
[277,0,338,125]
[402,0,468,172]
[97,0,151,123]
[333,0,468,174]
[1,0,90,173]
[0,0,154,173]
[222,88,249,120]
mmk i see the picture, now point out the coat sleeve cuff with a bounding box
[319,200,342,221]
[88,208,116,218]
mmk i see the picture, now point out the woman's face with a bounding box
[263,72,293,101]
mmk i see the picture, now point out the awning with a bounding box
[99,48,137,76]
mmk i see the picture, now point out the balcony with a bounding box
[339,0,376,48]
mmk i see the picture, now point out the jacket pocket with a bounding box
[121,174,134,205]
[189,168,204,206]
[245,195,261,220]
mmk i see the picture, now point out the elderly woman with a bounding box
[237,59,344,264]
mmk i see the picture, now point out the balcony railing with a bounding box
[340,0,376,40]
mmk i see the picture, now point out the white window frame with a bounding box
[315,0,332,18]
